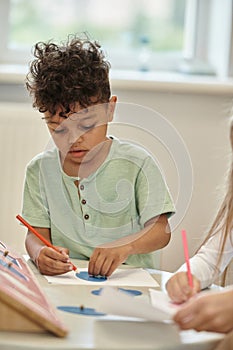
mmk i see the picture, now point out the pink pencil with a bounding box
[181,229,193,288]
[16,214,78,272]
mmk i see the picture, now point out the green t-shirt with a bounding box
[22,138,175,268]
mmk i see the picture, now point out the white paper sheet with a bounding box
[149,288,180,317]
[96,286,178,322]
[44,267,159,287]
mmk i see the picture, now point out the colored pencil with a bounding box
[181,229,193,288]
[16,214,77,271]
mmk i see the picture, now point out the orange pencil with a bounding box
[16,214,78,271]
[181,229,193,288]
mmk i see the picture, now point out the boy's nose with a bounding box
[68,129,84,144]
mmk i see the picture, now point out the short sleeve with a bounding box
[22,161,50,228]
[135,156,175,225]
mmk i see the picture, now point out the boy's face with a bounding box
[44,96,117,169]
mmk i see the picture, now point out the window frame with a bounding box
[0,0,232,77]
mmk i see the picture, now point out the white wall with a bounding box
[111,87,232,271]
[0,87,232,272]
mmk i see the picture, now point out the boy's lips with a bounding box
[68,148,88,158]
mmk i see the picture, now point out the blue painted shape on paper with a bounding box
[76,271,107,282]
[57,306,106,316]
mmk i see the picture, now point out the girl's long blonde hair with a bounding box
[200,118,233,283]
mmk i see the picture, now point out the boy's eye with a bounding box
[79,124,96,131]
[53,127,67,134]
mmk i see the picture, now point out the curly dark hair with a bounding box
[26,34,111,115]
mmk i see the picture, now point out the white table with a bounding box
[0,259,224,350]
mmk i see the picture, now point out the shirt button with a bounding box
[81,199,86,205]
[84,214,89,220]
[80,184,84,190]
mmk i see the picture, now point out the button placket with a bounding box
[79,183,89,220]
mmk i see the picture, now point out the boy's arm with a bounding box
[88,213,171,277]
[25,227,73,275]
[25,227,51,264]
[131,214,171,253]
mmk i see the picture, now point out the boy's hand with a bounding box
[88,245,131,277]
[36,246,73,275]
[166,271,201,303]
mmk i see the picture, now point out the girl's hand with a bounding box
[166,271,201,303]
[88,245,131,277]
[173,289,233,333]
[36,246,73,275]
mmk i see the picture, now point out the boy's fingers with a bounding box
[42,247,70,262]
[37,253,73,275]
[56,246,70,256]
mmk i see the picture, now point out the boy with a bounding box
[22,34,175,276]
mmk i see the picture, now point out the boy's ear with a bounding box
[107,95,117,122]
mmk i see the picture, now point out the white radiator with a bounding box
[0,103,49,253]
